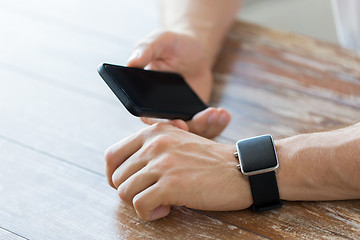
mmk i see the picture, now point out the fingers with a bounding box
[126,31,167,69]
[111,131,173,189]
[132,183,171,221]
[111,150,146,189]
[188,107,231,139]
[126,46,154,69]
[141,117,189,132]
[116,166,159,206]
[105,123,174,189]
[148,205,171,221]
[140,108,231,139]
[116,167,171,221]
[104,131,145,188]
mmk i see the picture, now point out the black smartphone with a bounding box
[97,63,207,121]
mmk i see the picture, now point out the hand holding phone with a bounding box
[98,63,207,121]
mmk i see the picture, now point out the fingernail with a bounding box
[127,49,142,63]
[208,111,219,124]
[218,112,229,125]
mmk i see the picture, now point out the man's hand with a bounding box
[105,123,252,221]
[127,31,231,138]
[127,31,213,102]
[140,107,231,139]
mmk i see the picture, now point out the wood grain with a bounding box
[0,67,143,174]
[202,201,360,239]
[0,139,262,240]
[0,228,26,240]
[0,2,155,174]
[208,21,360,239]
[212,22,360,140]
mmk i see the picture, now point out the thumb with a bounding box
[140,117,189,132]
[127,31,168,69]
[126,47,148,68]
[168,119,189,132]
[149,205,171,221]
[127,43,160,69]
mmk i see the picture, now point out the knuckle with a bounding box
[149,122,169,133]
[152,134,170,147]
[148,154,176,172]
[144,134,172,154]
[164,174,181,188]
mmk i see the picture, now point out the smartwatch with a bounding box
[235,135,282,212]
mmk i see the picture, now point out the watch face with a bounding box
[236,135,278,174]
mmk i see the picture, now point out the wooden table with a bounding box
[1,1,360,239]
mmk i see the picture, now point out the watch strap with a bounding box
[248,171,282,212]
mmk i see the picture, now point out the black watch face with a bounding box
[237,135,278,174]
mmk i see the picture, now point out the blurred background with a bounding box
[241,0,338,44]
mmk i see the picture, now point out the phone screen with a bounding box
[98,63,207,120]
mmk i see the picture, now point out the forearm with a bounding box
[161,0,242,66]
[276,123,360,201]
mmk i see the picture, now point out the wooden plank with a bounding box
[0,2,149,175]
[0,139,263,240]
[0,68,143,174]
[0,228,27,240]
[203,201,360,239]
[212,22,360,140]
[206,21,360,239]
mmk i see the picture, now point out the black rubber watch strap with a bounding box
[248,171,282,212]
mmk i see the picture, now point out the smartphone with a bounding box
[97,63,207,121]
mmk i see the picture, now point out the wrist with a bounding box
[275,130,360,201]
[275,134,323,201]
[160,0,241,66]
[169,27,220,68]
[274,137,301,201]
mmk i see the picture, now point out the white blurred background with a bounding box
[241,0,360,53]
[240,0,338,43]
